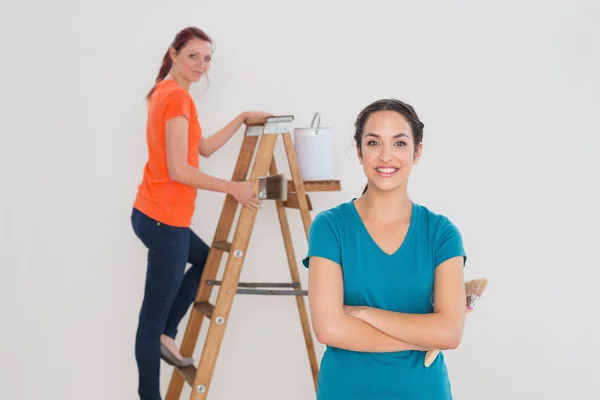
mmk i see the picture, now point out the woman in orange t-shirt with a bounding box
[131,27,270,400]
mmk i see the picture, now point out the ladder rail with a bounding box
[282,133,312,238]
[270,158,319,390]
[190,133,279,399]
[165,133,259,400]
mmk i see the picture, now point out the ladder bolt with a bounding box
[215,316,225,325]
[233,249,243,258]
[196,385,206,393]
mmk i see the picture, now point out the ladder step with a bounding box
[236,288,308,296]
[287,180,341,192]
[284,192,313,211]
[206,280,307,296]
[194,301,215,319]
[212,241,231,252]
[207,280,300,288]
[176,365,197,387]
[246,115,294,136]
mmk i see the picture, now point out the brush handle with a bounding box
[423,308,473,367]
[424,349,440,367]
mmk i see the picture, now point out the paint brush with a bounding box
[258,174,288,201]
[424,278,489,367]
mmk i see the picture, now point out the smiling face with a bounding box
[169,37,212,83]
[357,110,422,193]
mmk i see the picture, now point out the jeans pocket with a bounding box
[132,208,163,248]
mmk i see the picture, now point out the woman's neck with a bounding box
[358,186,412,223]
[165,72,191,90]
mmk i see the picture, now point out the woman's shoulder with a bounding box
[150,80,194,105]
[149,80,197,120]
[312,199,355,228]
[166,84,194,103]
[414,203,458,229]
[413,202,467,265]
[413,202,464,247]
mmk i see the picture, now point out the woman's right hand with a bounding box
[242,111,272,123]
[228,181,262,210]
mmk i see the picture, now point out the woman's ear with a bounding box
[169,47,177,64]
[356,145,363,165]
[413,143,423,165]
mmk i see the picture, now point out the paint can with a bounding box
[293,113,334,181]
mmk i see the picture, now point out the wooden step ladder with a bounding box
[165,115,341,399]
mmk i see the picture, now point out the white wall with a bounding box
[2,0,600,399]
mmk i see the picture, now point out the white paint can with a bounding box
[293,113,334,181]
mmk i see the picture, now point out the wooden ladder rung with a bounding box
[206,280,307,296]
[287,180,341,192]
[177,365,197,387]
[284,192,313,211]
[212,241,231,252]
[236,288,308,296]
[207,280,300,288]
[194,301,214,319]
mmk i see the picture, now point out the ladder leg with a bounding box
[269,158,319,391]
[165,134,259,400]
[190,133,279,399]
[282,133,313,237]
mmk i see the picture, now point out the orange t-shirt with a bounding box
[134,80,202,228]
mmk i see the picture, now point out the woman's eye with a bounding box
[367,141,379,146]
[395,141,406,146]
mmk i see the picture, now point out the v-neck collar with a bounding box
[349,198,418,261]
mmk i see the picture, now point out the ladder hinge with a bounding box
[246,115,294,136]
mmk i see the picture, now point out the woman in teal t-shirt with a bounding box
[303,98,467,399]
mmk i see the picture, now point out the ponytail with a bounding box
[156,50,172,84]
[146,50,173,101]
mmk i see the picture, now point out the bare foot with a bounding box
[161,334,185,360]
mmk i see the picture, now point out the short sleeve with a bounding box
[434,217,467,268]
[164,88,193,122]
[302,211,341,268]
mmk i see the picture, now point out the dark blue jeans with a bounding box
[131,208,209,400]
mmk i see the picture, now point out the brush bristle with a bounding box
[259,174,287,201]
[465,278,488,310]
[466,278,488,296]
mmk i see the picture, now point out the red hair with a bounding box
[146,27,213,100]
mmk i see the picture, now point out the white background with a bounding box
[2,0,599,399]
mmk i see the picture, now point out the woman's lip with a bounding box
[375,167,399,177]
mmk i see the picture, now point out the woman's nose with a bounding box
[378,146,394,161]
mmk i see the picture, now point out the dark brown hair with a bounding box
[146,27,213,100]
[354,98,425,194]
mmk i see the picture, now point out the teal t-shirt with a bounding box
[302,199,466,399]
